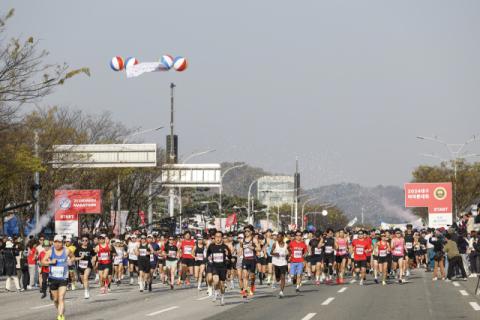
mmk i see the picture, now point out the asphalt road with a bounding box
[0,268,479,320]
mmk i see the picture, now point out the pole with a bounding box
[117,176,121,233]
[169,83,176,217]
[294,157,298,226]
[148,183,153,226]
[361,207,364,224]
[34,131,40,227]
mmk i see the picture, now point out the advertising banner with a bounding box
[55,190,102,236]
[405,183,452,228]
[225,213,237,228]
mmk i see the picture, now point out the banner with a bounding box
[126,62,169,78]
[139,210,146,226]
[405,183,452,228]
[347,217,357,227]
[225,213,237,228]
[215,218,220,231]
[120,211,128,234]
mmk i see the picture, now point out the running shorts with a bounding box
[97,263,110,271]
[129,259,138,267]
[323,255,335,267]
[372,255,379,261]
[212,266,227,281]
[206,263,214,274]
[182,258,195,267]
[407,250,414,259]
[137,260,150,273]
[166,260,177,268]
[311,255,323,265]
[305,256,311,263]
[353,260,367,269]
[194,260,205,267]
[378,257,389,264]
[392,255,403,263]
[335,255,347,264]
[257,257,267,266]
[274,265,287,279]
[242,259,256,273]
[267,256,273,264]
[289,262,303,276]
[78,266,91,275]
[49,278,68,290]
[231,257,237,269]
[236,259,243,270]
[123,257,129,266]
[414,251,422,257]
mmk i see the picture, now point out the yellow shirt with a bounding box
[65,245,76,255]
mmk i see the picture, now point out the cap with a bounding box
[238,234,245,239]
[44,240,50,247]
[147,234,153,238]
[197,234,203,240]
[65,237,72,242]
[54,235,63,242]
[131,235,137,238]
[448,228,455,234]
[315,231,322,237]
[303,235,308,239]
[266,229,272,233]
[258,235,264,240]
[375,230,381,234]
[436,232,443,237]
[272,231,278,235]
[115,239,120,243]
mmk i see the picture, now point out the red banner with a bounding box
[225,213,236,228]
[139,210,146,226]
[405,183,452,228]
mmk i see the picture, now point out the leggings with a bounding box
[42,272,50,293]
[470,251,478,273]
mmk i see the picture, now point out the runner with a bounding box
[93,234,111,294]
[288,230,308,293]
[112,239,124,286]
[334,229,348,284]
[265,229,274,285]
[205,230,216,296]
[178,231,195,288]
[305,230,313,280]
[161,234,179,290]
[64,237,76,291]
[74,234,95,299]
[391,228,406,284]
[192,234,206,290]
[235,233,244,293]
[270,232,288,298]
[128,235,139,285]
[309,230,324,285]
[256,234,267,285]
[322,228,335,285]
[404,224,415,278]
[349,230,372,286]
[206,230,233,306]
[371,230,380,283]
[224,233,235,289]
[147,234,160,292]
[135,233,156,292]
[372,231,391,285]
[38,240,51,300]
[41,235,75,320]
[238,225,261,298]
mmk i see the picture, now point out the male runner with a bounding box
[309,230,324,285]
[404,224,415,278]
[127,235,139,285]
[178,231,195,288]
[147,234,160,292]
[322,228,335,284]
[64,237,76,291]
[305,230,313,280]
[350,230,372,286]
[207,230,233,306]
[135,233,156,292]
[41,235,75,320]
[238,225,261,298]
[265,229,274,285]
[270,232,288,298]
[288,230,308,293]
[235,234,244,293]
[93,234,111,294]
[162,234,179,290]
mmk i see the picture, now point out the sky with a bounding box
[5,1,480,189]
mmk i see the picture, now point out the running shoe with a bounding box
[71,283,76,291]
[399,279,403,284]
[41,292,47,299]
[183,283,186,289]
[239,290,244,295]
[140,283,144,292]
[340,278,344,284]
[213,292,217,302]
[101,288,106,294]
[406,270,410,278]
[359,280,363,286]
[299,282,302,287]
[316,280,320,285]
[267,280,271,285]
[432,277,437,281]
[243,291,248,298]
[444,279,451,282]
[67,284,71,291]
[382,281,386,286]
[186,278,190,285]
[295,288,300,294]
[221,297,225,306]
[170,284,174,290]
[108,286,111,293]
[326,279,330,285]
[176,280,182,286]
[279,291,284,298]
[336,278,340,284]
[374,278,378,284]
[208,288,213,296]
[130,279,133,285]
[249,290,254,296]
[85,290,90,299]
[251,284,255,293]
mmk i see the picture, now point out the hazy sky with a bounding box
[5,1,480,189]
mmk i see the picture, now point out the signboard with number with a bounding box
[405,183,452,228]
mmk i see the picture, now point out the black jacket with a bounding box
[429,237,443,253]
[4,248,18,276]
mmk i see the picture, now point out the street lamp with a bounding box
[417,135,480,218]
[247,177,263,225]
[301,197,319,229]
[219,163,249,217]
[232,205,247,230]
[201,200,221,230]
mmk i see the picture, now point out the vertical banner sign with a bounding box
[55,190,102,236]
[215,218,220,231]
[225,213,237,228]
[404,183,452,228]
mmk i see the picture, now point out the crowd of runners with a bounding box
[2,223,476,320]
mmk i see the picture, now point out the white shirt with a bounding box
[425,234,434,249]
[128,242,138,260]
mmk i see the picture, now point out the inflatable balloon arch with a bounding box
[110,55,188,72]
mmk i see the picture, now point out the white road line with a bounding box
[147,306,179,316]
[197,296,211,300]
[452,282,460,287]
[470,302,480,311]
[321,297,335,305]
[30,301,71,309]
[349,280,356,284]
[459,290,468,296]
[301,313,316,320]
[338,287,348,293]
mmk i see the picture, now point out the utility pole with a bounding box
[33,130,44,228]
[361,206,364,224]
[294,157,299,226]
[169,83,176,218]
[148,183,153,226]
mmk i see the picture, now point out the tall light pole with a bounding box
[417,135,480,219]
[293,193,311,227]
[247,177,263,225]
[301,197,319,229]
[120,126,163,229]
[219,163,249,217]
[201,200,220,230]
[33,129,45,227]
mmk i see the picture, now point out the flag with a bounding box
[139,210,146,226]
[225,213,237,228]
[347,217,357,227]
[126,62,169,78]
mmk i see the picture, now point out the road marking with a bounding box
[147,306,179,316]
[338,287,348,293]
[459,290,468,296]
[301,313,316,320]
[470,302,480,311]
[197,296,211,300]
[452,282,460,287]
[321,298,335,305]
[30,301,71,309]
[95,292,116,296]
[349,280,356,284]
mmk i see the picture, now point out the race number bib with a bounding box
[213,253,223,263]
[139,249,147,256]
[184,247,192,255]
[168,251,176,258]
[79,261,88,269]
[114,256,123,264]
[260,251,265,258]
[100,253,108,261]
[314,248,323,255]
[356,247,364,255]
[278,253,286,259]
[325,246,333,254]
[394,247,403,254]
[414,246,419,251]
[129,253,137,259]
[244,249,254,258]
[379,250,387,257]
[339,247,347,254]
[406,243,413,249]
[421,245,426,250]
[150,255,154,262]
[293,251,302,258]
[196,253,204,260]
[51,266,64,278]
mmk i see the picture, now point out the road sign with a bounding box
[405,183,452,228]
[160,164,221,187]
[51,144,157,168]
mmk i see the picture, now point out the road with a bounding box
[0,269,479,320]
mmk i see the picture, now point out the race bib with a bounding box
[244,249,254,258]
[196,253,204,260]
[394,247,402,254]
[184,247,192,255]
[168,251,176,258]
[414,246,420,250]
[150,255,154,262]
[260,251,265,258]
[379,250,387,257]
[213,253,223,263]
[406,243,412,249]
[314,248,323,255]
[421,245,426,250]
[79,261,88,269]
[139,249,147,256]
[278,253,286,259]
[356,247,364,255]
[51,266,64,278]
[114,256,123,264]
[293,251,302,258]
[325,246,333,254]
[129,253,137,259]
[100,253,108,261]
[339,247,347,254]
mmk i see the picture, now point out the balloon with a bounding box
[303,216,307,222]
[110,57,124,71]
[258,224,262,228]
[125,57,138,69]
[160,55,174,69]
[173,56,188,71]
[322,210,328,216]
[308,225,314,231]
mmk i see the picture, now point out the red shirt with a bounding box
[27,247,36,265]
[97,243,111,264]
[39,251,49,273]
[365,237,372,257]
[352,239,371,261]
[181,240,195,259]
[288,241,307,263]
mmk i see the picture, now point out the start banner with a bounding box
[405,183,452,228]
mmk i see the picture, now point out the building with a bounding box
[258,176,294,208]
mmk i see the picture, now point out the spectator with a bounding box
[457,231,470,277]
[465,213,475,234]
[0,235,5,276]
[467,232,477,277]
[4,241,23,292]
[443,233,467,281]
[27,239,38,290]
[429,232,445,280]
[15,243,25,288]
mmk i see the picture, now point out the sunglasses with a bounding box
[245,230,252,233]
[168,238,174,241]
[296,234,302,237]
[82,240,88,242]
[396,233,401,235]
[222,237,227,239]
[99,237,105,240]
[141,238,146,240]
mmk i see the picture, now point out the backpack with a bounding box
[475,214,480,224]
